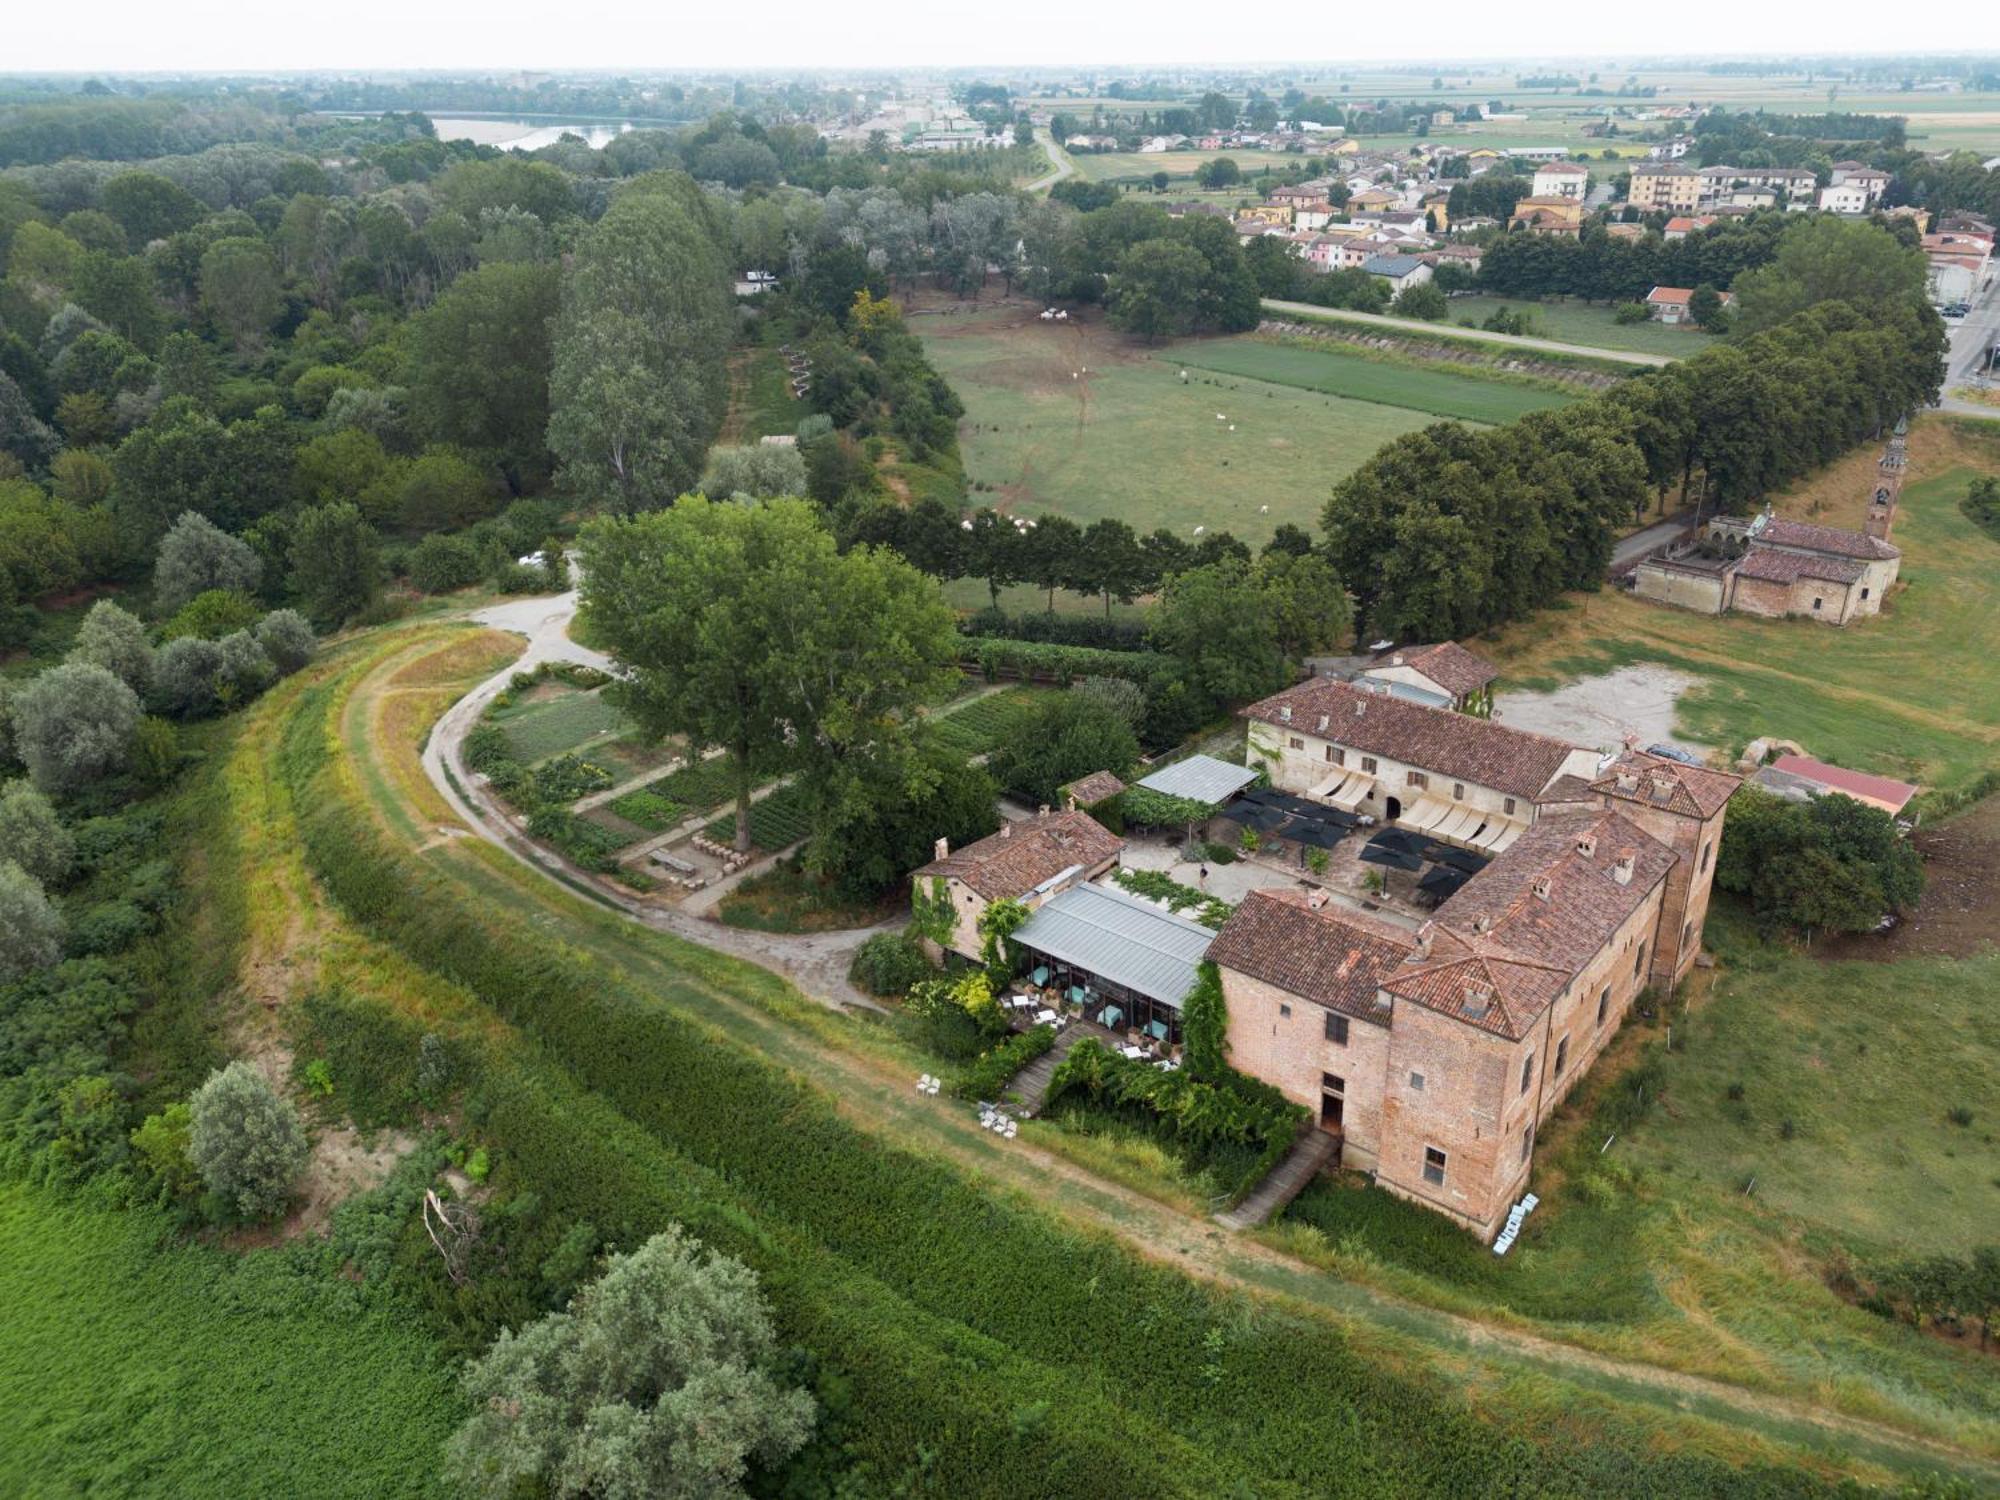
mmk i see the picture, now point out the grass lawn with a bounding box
[1170,336,1575,423]
[1445,295,1709,358]
[490,685,632,765]
[716,863,901,933]
[0,1186,461,1498]
[1481,421,2000,795]
[1621,914,2000,1258]
[917,302,1441,545]
[736,345,805,442]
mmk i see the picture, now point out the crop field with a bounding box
[704,779,812,851]
[916,302,1447,544]
[1169,337,1576,423]
[1442,296,1703,358]
[0,1186,461,1498]
[927,685,1055,756]
[1484,420,2000,795]
[491,685,631,765]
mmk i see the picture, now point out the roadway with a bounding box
[1258,299,1675,367]
[1937,273,2000,421]
[1022,128,1075,195]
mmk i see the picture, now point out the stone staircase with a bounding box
[1008,1028,1089,1117]
[1215,1129,1342,1230]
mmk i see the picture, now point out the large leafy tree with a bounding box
[8,662,139,794]
[548,176,732,511]
[580,498,957,854]
[406,260,559,491]
[444,1225,815,1500]
[989,690,1139,805]
[287,502,382,629]
[1716,785,1925,938]
[1107,238,1206,341]
[0,859,62,985]
[1732,217,1927,333]
[153,510,261,616]
[199,237,282,353]
[187,1060,309,1221]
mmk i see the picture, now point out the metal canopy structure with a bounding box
[1010,883,1214,1009]
[1136,754,1258,806]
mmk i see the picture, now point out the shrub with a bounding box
[153,510,261,615]
[66,599,153,696]
[253,609,316,676]
[408,533,488,594]
[187,1059,311,1222]
[954,1025,1056,1101]
[847,931,936,997]
[1613,302,1652,325]
[161,587,261,643]
[0,858,63,983]
[9,662,140,793]
[442,1226,815,1499]
[150,637,227,719]
[525,807,623,871]
[216,630,276,702]
[130,1100,201,1204]
[0,779,75,886]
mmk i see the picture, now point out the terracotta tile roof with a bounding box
[1383,642,1499,698]
[1768,754,1918,813]
[1207,889,1415,1023]
[1736,548,1865,586]
[1385,809,1678,1037]
[914,810,1122,901]
[1060,771,1127,808]
[1647,286,1694,304]
[1590,751,1740,820]
[1535,773,1600,805]
[1243,679,1583,800]
[1757,517,1900,561]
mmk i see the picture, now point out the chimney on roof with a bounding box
[1390,653,1404,666]
[1308,889,1329,911]
[1472,913,1492,934]
[1649,776,1674,803]
[1576,834,1596,858]
[1316,715,1329,733]
[1462,982,1492,1017]
[1279,704,1292,723]
[1414,919,1434,959]
[1000,823,1013,839]
[1355,699,1366,717]
[1065,795,1078,812]
[934,837,949,860]
[1613,851,1635,887]
[1615,771,1639,793]
[1532,876,1553,901]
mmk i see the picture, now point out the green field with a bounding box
[927,685,1055,756]
[1170,337,1576,423]
[1622,916,2000,1257]
[918,304,1447,544]
[0,1186,461,1497]
[492,685,631,765]
[1068,148,1306,183]
[1488,426,2000,794]
[1443,295,1705,357]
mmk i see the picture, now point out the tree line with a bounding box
[1325,283,1945,643]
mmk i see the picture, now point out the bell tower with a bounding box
[1867,422,1906,542]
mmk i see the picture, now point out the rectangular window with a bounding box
[1327,745,1343,765]
[1321,1072,1345,1096]
[1409,1071,1426,1092]
[1812,597,1823,612]
[1634,943,1647,977]
[1861,587,1870,601]
[1361,756,1378,774]
[1504,797,1517,816]
[1452,782,1465,801]
[1423,1146,1447,1186]
[1520,1052,1534,1094]
[1554,1036,1570,1075]
[1682,919,1695,949]
[1324,1013,1349,1045]
[1279,1003,1292,1019]
[1596,984,1610,1026]
[1699,841,1712,873]
[1406,770,1429,789]
[1521,1124,1535,1163]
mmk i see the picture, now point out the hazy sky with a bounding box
[11,1,1999,75]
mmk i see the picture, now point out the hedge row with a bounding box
[281,656,1861,1500]
[960,637,1163,686]
[953,1026,1056,1102]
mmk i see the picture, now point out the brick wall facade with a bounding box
[1222,969,1394,1171]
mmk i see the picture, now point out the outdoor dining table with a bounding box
[1143,1019,1169,1042]
[1033,1009,1059,1027]
[1031,966,1050,987]
[1099,1004,1124,1031]
[1119,1044,1147,1060]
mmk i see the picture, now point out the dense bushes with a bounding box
[1044,1038,1305,1203]
[1716,785,1924,936]
[959,608,1150,654]
[960,636,1162,686]
[845,931,936,998]
[952,1025,1056,1102]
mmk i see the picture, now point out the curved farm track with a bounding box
[319,617,2000,1491]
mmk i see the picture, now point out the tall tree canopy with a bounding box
[548,175,732,511]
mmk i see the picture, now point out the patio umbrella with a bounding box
[1432,844,1489,874]
[1418,865,1470,898]
[1286,819,1346,850]
[1359,834,1425,872]
[1368,828,1428,858]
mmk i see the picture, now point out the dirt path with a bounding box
[1260,298,1674,367]
[390,617,1999,1486]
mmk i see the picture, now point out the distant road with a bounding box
[1612,510,1698,569]
[1937,276,2000,421]
[1023,129,1075,195]
[1259,299,1676,368]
